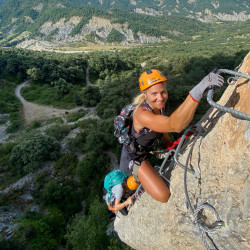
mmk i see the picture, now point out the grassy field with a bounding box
[52,43,141,51]
[20,82,83,109]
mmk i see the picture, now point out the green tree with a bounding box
[106,28,123,43]
[65,197,109,250]
[66,132,86,153]
[76,151,109,197]
[17,218,57,250]
[55,154,79,176]
[9,134,60,175]
[82,86,101,107]
[51,78,72,97]
[41,180,81,218]
[74,93,83,105]
[26,67,41,81]
[41,181,63,206]
[45,124,71,141]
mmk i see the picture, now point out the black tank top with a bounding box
[131,103,163,148]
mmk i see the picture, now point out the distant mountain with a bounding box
[66,0,250,21]
[0,0,249,49]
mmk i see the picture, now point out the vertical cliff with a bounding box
[114,52,250,250]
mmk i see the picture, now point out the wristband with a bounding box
[189,92,200,103]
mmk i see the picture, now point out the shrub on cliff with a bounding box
[9,134,60,175]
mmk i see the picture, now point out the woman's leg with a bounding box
[138,160,170,203]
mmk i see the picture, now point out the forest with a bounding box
[0,38,249,249]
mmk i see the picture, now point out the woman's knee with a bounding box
[156,187,170,203]
[138,161,171,203]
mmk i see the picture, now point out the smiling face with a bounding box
[144,82,168,110]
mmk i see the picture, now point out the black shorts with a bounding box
[119,145,132,176]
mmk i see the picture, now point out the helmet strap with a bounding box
[143,91,151,105]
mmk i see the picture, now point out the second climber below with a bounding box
[118,69,224,203]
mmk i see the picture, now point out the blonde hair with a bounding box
[132,92,146,115]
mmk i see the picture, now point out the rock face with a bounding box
[17,16,169,49]
[114,52,250,249]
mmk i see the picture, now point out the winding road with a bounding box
[15,80,95,124]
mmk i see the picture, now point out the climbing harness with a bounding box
[207,69,250,121]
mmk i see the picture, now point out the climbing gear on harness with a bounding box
[165,132,193,151]
[104,170,127,202]
[139,69,167,92]
[127,176,139,190]
[131,160,140,182]
[189,71,224,102]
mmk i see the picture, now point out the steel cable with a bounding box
[207,69,250,121]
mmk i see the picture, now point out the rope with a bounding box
[207,69,250,121]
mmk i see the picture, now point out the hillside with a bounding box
[0,0,249,49]
[114,52,250,249]
[67,0,250,22]
[0,0,208,48]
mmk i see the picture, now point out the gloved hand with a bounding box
[189,72,224,102]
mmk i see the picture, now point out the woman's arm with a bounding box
[134,95,199,133]
[108,197,133,212]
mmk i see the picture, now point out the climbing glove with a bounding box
[189,72,224,102]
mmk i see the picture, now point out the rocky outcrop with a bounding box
[114,52,250,249]
[39,16,82,40]
[129,0,250,22]
[81,16,136,44]
[134,8,162,16]
[200,10,250,22]
[16,16,170,49]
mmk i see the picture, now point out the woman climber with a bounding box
[118,69,224,203]
[103,169,138,215]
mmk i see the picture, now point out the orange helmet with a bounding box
[127,176,139,190]
[139,69,167,92]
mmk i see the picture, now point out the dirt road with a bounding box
[15,81,94,124]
